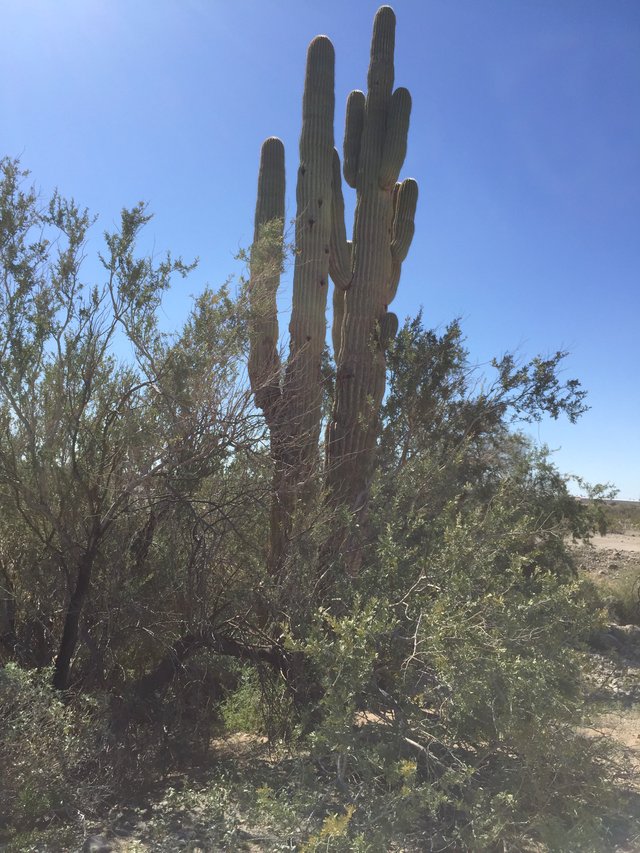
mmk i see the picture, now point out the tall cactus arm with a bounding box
[284,35,336,461]
[379,87,411,190]
[365,5,395,120]
[253,136,286,243]
[388,177,418,302]
[379,311,399,348]
[249,137,285,421]
[391,178,418,262]
[343,90,365,188]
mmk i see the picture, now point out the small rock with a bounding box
[83,836,112,853]
[609,624,640,646]
[591,630,622,652]
[176,828,197,841]
[113,822,135,837]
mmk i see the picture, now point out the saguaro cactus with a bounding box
[249,36,336,571]
[326,6,417,513]
[248,137,285,424]
[249,6,417,572]
[284,35,335,468]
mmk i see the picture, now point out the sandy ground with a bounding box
[577,527,640,836]
[593,709,640,768]
[590,530,640,553]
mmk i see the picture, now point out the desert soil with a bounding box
[573,528,640,844]
[587,529,640,554]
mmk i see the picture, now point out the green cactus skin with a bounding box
[249,137,289,574]
[343,90,365,189]
[283,35,336,470]
[249,38,335,452]
[248,36,336,573]
[388,177,418,302]
[327,6,417,511]
[249,6,416,573]
[379,88,412,190]
[248,137,285,422]
[379,311,399,350]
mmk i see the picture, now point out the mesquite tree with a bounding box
[248,6,417,573]
[0,158,259,690]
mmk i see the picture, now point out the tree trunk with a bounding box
[52,543,98,690]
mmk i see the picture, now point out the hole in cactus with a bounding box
[320,278,326,287]
[306,335,312,342]
[318,198,323,207]
[308,217,315,229]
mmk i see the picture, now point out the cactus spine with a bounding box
[249,6,416,572]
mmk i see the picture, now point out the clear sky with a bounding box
[2,0,639,498]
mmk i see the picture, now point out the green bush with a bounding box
[601,568,640,627]
[220,663,293,740]
[220,665,264,734]
[602,500,640,534]
[279,483,629,851]
[0,664,111,833]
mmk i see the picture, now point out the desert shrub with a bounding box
[279,482,627,851]
[220,664,264,734]
[220,662,293,741]
[602,500,640,534]
[0,663,112,832]
[600,568,640,627]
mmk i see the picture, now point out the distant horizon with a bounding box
[575,496,640,505]
[3,0,639,499]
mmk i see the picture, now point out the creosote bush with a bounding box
[0,664,112,831]
[600,570,640,627]
[272,487,621,850]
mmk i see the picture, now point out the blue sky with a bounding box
[3,0,639,498]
